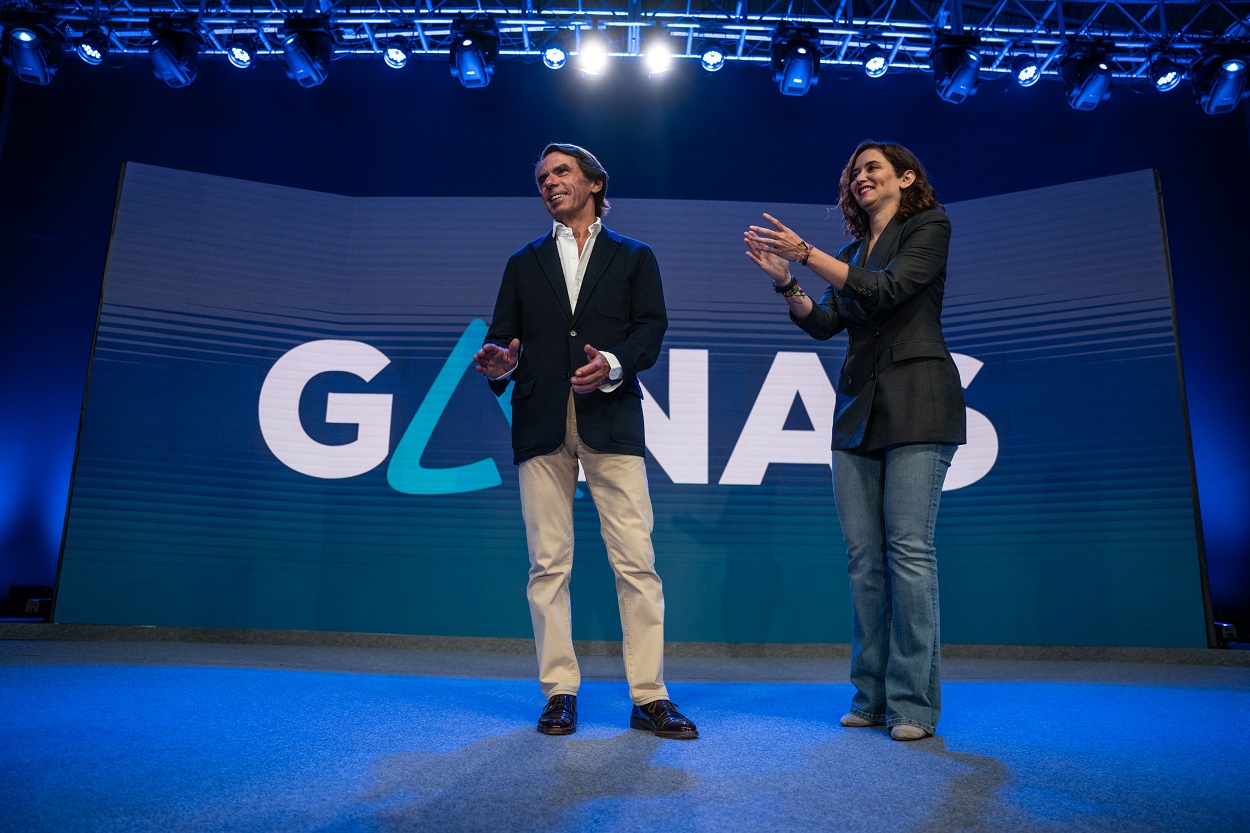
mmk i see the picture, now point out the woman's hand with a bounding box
[744,234,791,283]
[745,213,810,264]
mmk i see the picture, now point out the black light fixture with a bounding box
[282,17,333,88]
[226,32,258,69]
[1149,53,1184,92]
[450,15,499,88]
[861,43,888,78]
[1061,45,1113,110]
[383,36,410,69]
[76,27,109,66]
[930,33,982,103]
[1,18,60,85]
[1011,53,1041,87]
[770,24,820,96]
[698,41,725,73]
[540,31,568,70]
[1192,49,1247,114]
[148,16,202,88]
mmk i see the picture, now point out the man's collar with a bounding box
[552,218,603,238]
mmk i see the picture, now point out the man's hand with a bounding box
[571,344,610,394]
[474,338,521,379]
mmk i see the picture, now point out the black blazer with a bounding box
[794,209,966,451]
[485,226,668,465]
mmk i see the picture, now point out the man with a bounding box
[473,143,696,740]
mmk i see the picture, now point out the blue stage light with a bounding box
[1062,50,1112,110]
[1150,55,1183,92]
[450,16,499,88]
[1011,54,1040,87]
[770,25,820,96]
[931,36,982,103]
[76,28,108,66]
[862,44,888,78]
[3,25,58,85]
[282,20,333,88]
[1192,51,1247,114]
[541,36,567,70]
[148,20,201,88]
[383,36,409,69]
[226,34,257,69]
[699,43,725,73]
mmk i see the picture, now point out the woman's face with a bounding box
[849,148,916,216]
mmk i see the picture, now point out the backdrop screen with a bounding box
[54,163,1206,647]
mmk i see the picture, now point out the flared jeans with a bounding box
[833,442,956,733]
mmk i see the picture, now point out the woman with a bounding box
[744,141,966,741]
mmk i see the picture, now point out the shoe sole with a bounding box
[537,723,576,736]
[630,717,698,740]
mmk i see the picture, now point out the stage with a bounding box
[2,627,1247,832]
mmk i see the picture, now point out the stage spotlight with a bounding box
[450,16,499,88]
[76,27,109,66]
[577,28,609,75]
[541,34,567,70]
[383,36,409,69]
[1192,51,1247,114]
[149,19,202,88]
[770,25,820,96]
[1061,49,1112,110]
[2,24,59,85]
[1011,54,1040,87]
[699,42,725,73]
[1150,54,1183,92]
[282,18,333,88]
[226,33,258,69]
[930,35,982,103]
[862,44,888,78]
[643,38,673,78]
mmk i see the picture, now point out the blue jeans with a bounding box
[833,442,956,733]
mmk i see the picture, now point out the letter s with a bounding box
[259,340,393,479]
[945,353,999,491]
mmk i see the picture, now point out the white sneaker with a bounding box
[839,713,877,728]
[889,724,929,741]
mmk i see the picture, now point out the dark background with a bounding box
[2,53,1247,638]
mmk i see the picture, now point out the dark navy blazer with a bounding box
[794,209,967,452]
[485,226,668,465]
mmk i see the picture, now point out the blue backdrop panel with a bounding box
[54,163,1206,647]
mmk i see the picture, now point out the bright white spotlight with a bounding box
[578,31,609,75]
[1150,55,1183,92]
[643,39,673,77]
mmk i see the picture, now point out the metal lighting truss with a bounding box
[3,1,1249,85]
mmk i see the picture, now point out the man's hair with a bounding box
[537,143,611,217]
[837,140,943,240]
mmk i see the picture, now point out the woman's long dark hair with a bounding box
[837,141,943,240]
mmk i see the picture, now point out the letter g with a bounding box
[259,340,393,479]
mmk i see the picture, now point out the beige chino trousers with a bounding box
[517,391,669,705]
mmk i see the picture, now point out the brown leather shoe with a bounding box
[630,699,698,739]
[537,694,577,735]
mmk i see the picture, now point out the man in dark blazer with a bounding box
[473,143,697,740]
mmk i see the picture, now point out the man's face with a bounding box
[535,151,602,227]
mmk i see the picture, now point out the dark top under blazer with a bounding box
[793,209,966,452]
[485,226,668,465]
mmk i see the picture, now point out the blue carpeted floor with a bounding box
[1,640,1247,832]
